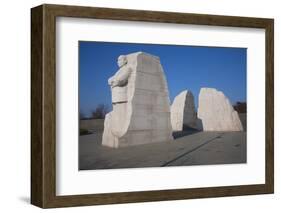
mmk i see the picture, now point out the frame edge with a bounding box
[265,19,274,194]
[31,5,44,208]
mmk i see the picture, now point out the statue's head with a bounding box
[117,55,127,67]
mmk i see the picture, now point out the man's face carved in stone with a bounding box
[117,56,127,67]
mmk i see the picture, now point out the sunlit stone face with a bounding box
[197,88,243,131]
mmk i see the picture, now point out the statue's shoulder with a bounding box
[118,64,132,73]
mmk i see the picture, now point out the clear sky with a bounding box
[79,41,246,117]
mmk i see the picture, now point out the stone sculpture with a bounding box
[197,88,243,131]
[102,52,173,148]
[170,90,197,131]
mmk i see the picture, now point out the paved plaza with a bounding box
[79,130,246,170]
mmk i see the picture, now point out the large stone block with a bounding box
[102,52,173,148]
[170,90,197,131]
[197,88,243,131]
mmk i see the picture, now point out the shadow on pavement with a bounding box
[173,127,201,139]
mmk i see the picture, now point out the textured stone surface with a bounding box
[197,88,243,131]
[102,52,173,148]
[171,90,197,131]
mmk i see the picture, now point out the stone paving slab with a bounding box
[166,132,246,166]
[79,130,246,170]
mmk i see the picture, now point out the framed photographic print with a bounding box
[31,4,274,208]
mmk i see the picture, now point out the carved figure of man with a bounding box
[105,55,132,139]
[108,55,132,104]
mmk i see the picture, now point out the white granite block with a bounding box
[102,52,173,148]
[197,88,243,131]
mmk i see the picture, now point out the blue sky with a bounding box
[79,41,246,117]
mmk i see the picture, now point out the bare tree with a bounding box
[91,104,109,119]
[233,102,247,113]
[79,112,85,120]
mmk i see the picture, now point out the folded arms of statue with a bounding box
[108,67,132,88]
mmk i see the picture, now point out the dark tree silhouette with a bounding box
[233,102,247,113]
[79,112,85,120]
[91,104,109,119]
